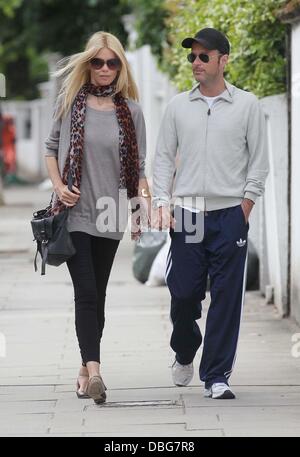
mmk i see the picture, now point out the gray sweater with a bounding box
[45,99,146,240]
[153,80,269,211]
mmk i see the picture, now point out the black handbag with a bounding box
[31,173,76,275]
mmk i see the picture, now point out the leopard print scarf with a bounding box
[51,82,140,215]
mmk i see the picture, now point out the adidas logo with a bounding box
[236,238,246,247]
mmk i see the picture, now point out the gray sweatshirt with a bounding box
[45,99,146,239]
[153,80,269,211]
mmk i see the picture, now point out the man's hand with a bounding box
[152,205,175,230]
[241,198,254,223]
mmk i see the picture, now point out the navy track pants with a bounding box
[166,205,249,389]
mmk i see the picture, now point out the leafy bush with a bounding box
[153,0,287,97]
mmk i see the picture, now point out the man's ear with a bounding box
[219,54,229,72]
[221,54,229,67]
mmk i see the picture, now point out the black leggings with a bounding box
[67,231,120,365]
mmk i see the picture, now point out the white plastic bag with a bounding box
[145,234,171,287]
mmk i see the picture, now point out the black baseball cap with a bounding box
[181,28,230,55]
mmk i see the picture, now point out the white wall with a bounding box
[290,21,300,325]
[2,81,54,181]
[260,94,289,316]
[127,45,177,178]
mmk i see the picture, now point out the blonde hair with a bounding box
[53,31,139,118]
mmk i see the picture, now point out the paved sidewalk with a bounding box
[0,185,300,437]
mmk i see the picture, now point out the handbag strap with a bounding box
[41,243,48,276]
[33,241,48,275]
[65,170,73,215]
[67,170,73,192]
[34,246,39,272]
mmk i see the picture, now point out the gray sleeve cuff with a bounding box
[244,191,258,203]
[45,150,58,158]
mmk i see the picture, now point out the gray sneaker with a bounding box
[171,360,194,386]
[204,382,235,399]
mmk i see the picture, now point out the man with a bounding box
[152,28,269,399]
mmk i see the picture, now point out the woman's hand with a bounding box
[55,183,81,207]
[138,178,151,228]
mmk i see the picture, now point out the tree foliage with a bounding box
[124,0,170,62]
[0,0,289,99]
[0,0,130,99]
[0,0,22,17]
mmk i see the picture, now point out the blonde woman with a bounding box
[45,31,150,404]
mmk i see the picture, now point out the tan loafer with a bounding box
[87,375,107,404]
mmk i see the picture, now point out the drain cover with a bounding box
[88,399,182,408]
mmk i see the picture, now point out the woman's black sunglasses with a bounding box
[90,57,121,71]
[187,52,222,64]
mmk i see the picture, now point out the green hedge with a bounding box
[163,0,287,97]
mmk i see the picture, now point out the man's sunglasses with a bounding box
[90,57,121,71]
[187,52,222,64]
